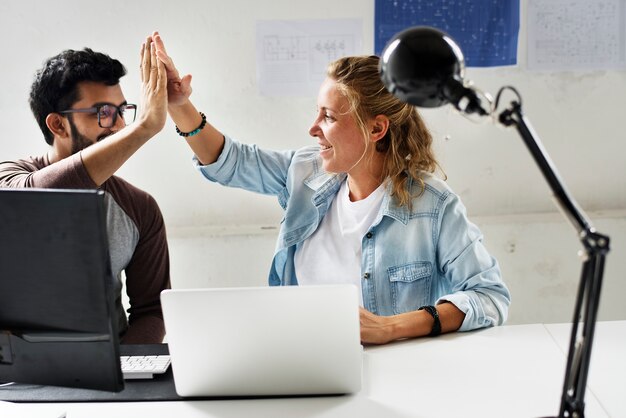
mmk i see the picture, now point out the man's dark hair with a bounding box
[29,48,127,145]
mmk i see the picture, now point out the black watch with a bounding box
[418,305,441,336]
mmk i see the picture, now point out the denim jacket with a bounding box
[196,136,510,331]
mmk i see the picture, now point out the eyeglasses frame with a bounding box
[58,103,137,128]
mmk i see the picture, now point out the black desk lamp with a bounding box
[379,26,610,418]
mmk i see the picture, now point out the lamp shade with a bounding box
[379,26,467,108]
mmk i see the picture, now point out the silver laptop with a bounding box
[160,285,362,397]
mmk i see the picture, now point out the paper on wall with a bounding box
[256,19,363,97]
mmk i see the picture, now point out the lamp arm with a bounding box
[498,101,591,235]
[498,100,610,418]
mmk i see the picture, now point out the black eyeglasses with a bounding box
[59,103,137,128]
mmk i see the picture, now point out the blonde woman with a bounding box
[152,33,510,345]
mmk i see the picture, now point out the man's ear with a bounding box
[369,115,389,142]
[45,113,70,141]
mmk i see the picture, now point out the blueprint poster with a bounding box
[528,0,626,71]
[257,19,362,96]
[375,0,520,67]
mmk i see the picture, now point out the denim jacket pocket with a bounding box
[388,261,433,314]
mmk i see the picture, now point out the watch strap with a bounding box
[418,305,441,336]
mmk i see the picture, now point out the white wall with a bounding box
[2,0,625,323]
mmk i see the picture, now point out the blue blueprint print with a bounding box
[375,0,520,67]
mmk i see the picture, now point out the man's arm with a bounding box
[0,154,96,189]
[114,186,170,344]
[80,38,167,186]
[122,210,170,344]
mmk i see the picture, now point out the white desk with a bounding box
[545,321,625,418]
[2,322,623,418]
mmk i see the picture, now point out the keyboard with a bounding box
[120,355,171,380]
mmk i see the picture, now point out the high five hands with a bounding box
[151,31,193,108]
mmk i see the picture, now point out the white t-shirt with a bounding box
[294,179,385,305]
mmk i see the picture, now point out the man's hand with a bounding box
[138,35,168,136]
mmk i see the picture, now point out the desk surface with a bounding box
[545,321,625,418]
[2,321,622,418]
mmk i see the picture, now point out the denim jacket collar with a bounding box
[302,163,413,227]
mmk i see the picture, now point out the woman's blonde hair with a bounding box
[327,55,444,207]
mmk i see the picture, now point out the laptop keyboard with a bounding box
[120,355,171,380]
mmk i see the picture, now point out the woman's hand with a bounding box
[151,31,192,108]
[137,36,168,136]
[360,303,466,345]
[359,307,395,345]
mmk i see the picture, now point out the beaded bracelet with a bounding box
[175,112,207,137]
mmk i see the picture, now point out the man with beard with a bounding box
[0,41,171,344]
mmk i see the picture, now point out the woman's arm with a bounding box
[152,31,225,165]
[359,301,465,345]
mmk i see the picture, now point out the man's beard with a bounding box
[68,118,114,154]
